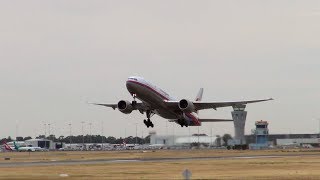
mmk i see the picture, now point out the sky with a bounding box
[0,1,320,139]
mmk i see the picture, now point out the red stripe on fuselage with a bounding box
[126,80,201,126]
[185,113,201,126]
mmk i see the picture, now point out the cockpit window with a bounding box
[128,78,138,81]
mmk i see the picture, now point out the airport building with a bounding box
[25,138,64,150]
[245,133,320,147]
[249,120,269,149]
[149,132,218,147]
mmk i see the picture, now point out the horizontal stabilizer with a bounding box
[199,119,233,122]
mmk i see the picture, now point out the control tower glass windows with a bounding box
[232,104,246,111]
[256,125,267,128]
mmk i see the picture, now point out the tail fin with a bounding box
[13,141,19,150]
[195,88,203,101]
[195,88,203,114]
[2,141,13,151]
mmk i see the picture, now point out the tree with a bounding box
[24,136,32,141]
[16,136,24,141]
[222,134,232,146]
[144,135,151,144]
[7,136,12,142]
[36,135,45,139]
[106,136,116,144]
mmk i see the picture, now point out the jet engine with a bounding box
[178,99,195,112]
[117,100,133,114]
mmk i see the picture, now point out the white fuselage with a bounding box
[126,77,201,126]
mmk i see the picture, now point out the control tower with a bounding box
[232,104,247,144]
[255,120,269,144]
[227,104,248,149]
[249,120,269,149]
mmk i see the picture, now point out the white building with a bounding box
[150,134,217,147]
[25,138,57,150]
[276,138,320,146]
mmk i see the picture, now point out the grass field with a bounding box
[1,149,320,179]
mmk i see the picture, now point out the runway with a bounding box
[0,153,318,168]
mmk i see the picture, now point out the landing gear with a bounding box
[178,119,188,127]
[143,119,154,128]
[143,110,154,128]
[132,94,137,106]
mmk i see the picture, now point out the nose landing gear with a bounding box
[132,94,137,106]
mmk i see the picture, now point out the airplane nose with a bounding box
[126,81,135,94]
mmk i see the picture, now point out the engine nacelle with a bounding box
[178,99,195,112]
[117,100,133,114]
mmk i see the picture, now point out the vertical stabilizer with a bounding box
[13,141,19,150]
[3,142,13,151]
[195,88,204,101]
[195,88,203,114]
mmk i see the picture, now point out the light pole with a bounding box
[188,126,191,145]
[317,118,320,136]
[135,123,138,145]
[43,123,47,138]
[81,121,85,149]
[15,121,18,140]
[89,122,92,144]
[101,120,104,150]
[198,126,200,148]
[68,123,72,146]
[166,121,168,136]
[48,123,51,140]
[172,123,175,145]
[44,123,47,149]
[210,127,212,147]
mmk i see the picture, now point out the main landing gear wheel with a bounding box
[143,110,154,128]
[144,119,154,128]
[178,119,188,127]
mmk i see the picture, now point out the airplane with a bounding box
[2,141,44,152]
[2,141,14,151]
[13,142,45,152]
[92,76,272,128]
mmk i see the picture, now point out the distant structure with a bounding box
[228,104,248,149]
[232,104,247,143]
[149,131,218,147]
[25,138,63,150]
[255,120,269,144]
[249,120,269,149]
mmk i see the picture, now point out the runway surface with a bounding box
[0,153,318,167]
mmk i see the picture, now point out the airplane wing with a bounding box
[199,119,233,122]
[90,102,151,112]
[165,98,273,111]
[91,103,118,110]
[193,98,273,110]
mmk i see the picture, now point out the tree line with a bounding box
[1,135,151,145]
[1,133,232,146]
